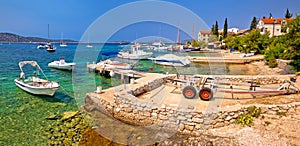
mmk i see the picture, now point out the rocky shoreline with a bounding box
[44,61,300,145]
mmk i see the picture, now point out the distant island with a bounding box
[0,32,77,43]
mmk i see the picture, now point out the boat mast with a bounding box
[192,24,195,41]
[61,32,63,44]
[47,24,50,43]
[177,22,181,45]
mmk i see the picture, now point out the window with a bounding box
[276,29,280,32]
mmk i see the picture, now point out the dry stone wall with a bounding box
[84,75,299,135]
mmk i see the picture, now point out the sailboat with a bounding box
[60,32,67,47]
[46,24,56,52]
[170,22,184,51]
[86,34,93,48]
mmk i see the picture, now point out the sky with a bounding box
[0,0,300,42]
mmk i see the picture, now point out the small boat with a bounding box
[86,33,93,48]
[86,44,93,48]
[48,57,76,71]
[14,61,60,96]
[59,32,68,47]
[117,44,153,60]
[97,59,131,70]
[46,44,56,52]
[37,43,48,49]
[149,54,191,66]
[153,41,168,50]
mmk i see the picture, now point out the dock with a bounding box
[188,55,264,64]
[87,63,144,78]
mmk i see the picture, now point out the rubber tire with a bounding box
[182,86,197,99]
[199,87,213,101]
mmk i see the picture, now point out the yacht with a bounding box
[149,54,191,66]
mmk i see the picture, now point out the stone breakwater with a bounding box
[84,74,299,136]
[85,92,300,135]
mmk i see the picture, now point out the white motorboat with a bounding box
[117,44,153,60]
[14,61,60,96]
[37,43,48,49]
[86,44,93,48]
[152,41,168,50]
[149,54,191,66]
[48,57,76,71]
[97,59,131,70]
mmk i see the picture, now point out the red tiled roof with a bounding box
[199,30,211,34]
[260,18,292,24]
[237,29,249,34]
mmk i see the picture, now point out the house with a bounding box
[228,28,240,34]
[237,29,250,36]
[198,30,211,43]
[257,18,292,37]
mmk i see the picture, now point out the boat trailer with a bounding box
[167,75,299,101]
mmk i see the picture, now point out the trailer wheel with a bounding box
[182,86,197,99]
[199,87,213,101]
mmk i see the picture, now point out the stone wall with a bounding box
[277,59,296,74]
[129,76,170,97]
[84,74,299,136]
[85,92,300,136]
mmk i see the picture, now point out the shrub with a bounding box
[235,106,261,127]
[268,55,277,68]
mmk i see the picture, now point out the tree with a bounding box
[211,24,215,33]
[250,17,258,30]
[214,21,219,37]
[285,8,293,18]
[208,35,217,43]
[269,13,273,19]
[223,18,228,38]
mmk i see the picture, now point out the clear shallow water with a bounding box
[0,43,250,145]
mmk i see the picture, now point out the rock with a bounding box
[192,117,204,124]
[179,124,185,131]
[184,125,194,131]
[177,116,187,121]
[151,112,158,118]
[61,111,79,121]
[225,116,232,121]
[159,115,168,120]
[143,112,151,117]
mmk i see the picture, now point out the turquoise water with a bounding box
[0,43,249,145]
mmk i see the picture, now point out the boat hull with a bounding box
[14,79,59,96]
[48,61,75,71]
[117,53,152,60]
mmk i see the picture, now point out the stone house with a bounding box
[257,18,292,37]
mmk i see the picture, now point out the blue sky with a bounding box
[1,0,300,42]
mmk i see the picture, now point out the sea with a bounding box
[0,43,252,145]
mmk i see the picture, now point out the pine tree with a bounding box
[250,17,258,30]
[211,24,215,33]
[285,8,293,18]
[269,13,273,19]
[223,18,228,38]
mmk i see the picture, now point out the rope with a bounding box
[59,85,73,97]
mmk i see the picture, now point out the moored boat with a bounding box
[48,57,76,71]
[14,61,60,96]
[117,44,153,60]
[46,44,56,52]
[97,59,131,70]
[149,54,191,66]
